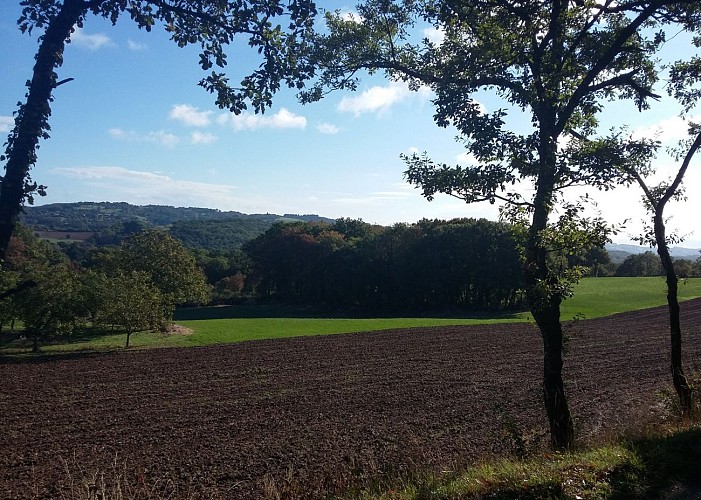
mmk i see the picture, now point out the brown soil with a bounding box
[2,300,701,499]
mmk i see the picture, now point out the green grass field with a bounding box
[2,277,700,355]
[560,276,701,320]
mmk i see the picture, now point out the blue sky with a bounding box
[1,2,700,249]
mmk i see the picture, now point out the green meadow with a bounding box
[2,276,700,355]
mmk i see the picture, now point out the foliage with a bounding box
[244,218,525,312]
[101,271,165,347]
[19,201,297,232]
[116,229,210,311]
[12,263,83,352]
[169,218,274,251]
[616,251,664,277]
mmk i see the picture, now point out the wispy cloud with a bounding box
[0,116,13,133]
[332,183,415,205]
[339,10,363,23]
[190,131,217,144]
[70,28,113,50]
[127,39,147,51]
[169,104,213,127]
[219,108,307,131]
[455,151,479,165]
[109,128,180,148]
[337,82,431,117]
[52,166,240,207]
[632,115,701,144]
[317,122,340,134]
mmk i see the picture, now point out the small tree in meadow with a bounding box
[103,271,165,348]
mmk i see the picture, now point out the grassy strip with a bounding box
[0,317,522,355]
[3,277,700,355]
[176,316,523,346]
[346,425,701,499]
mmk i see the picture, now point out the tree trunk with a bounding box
[32,335,39,353]
[531,294,574,448]
[125,331,131,348]
[525,131,574,450]
[655,215,693,414]
[0,0,87,260]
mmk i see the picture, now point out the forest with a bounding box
[4,208,701,345]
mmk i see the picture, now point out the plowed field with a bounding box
[2,300,701,499]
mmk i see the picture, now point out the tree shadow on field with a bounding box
[0,327,124,363]
[607,427,701,499]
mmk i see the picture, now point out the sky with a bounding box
[1,2,700,249]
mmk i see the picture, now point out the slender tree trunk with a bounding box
[632,132,701,415]
[655,215,693,413]
[0,0,87,261]
[125,331,131,348]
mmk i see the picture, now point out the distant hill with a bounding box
[20,202,335,251]
[606,243,700,263]
[21,202,334,232]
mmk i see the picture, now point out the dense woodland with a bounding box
[4,204,701,351]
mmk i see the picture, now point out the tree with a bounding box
[103,271,165,348]
[627,129,701,413]
[13,263,82,352]
[615,251,663,277]
[0,0,317,261]
[304,0,698,448]
[117,229,209,321]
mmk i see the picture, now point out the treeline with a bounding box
[21,201,332,232]
[4,216,701,351]
[614,251,701,278]
[244,218,525,312]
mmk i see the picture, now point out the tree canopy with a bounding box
[304,0,701,449]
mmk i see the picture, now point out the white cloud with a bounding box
[406,146,420,156]
[127,39,147,51]
[190,131,217,144]
[221,108,307,131]
[455,151,479,165]
[52,166,240,207]
[423,27,445,45]
[169,104,213,127]
[339,10,363,23]
[338,81,432,117]
[0,116,13,133]
[70,28,113,50]
[632,115,701,144]
[317,122,340,134]
[109,128,180,148]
